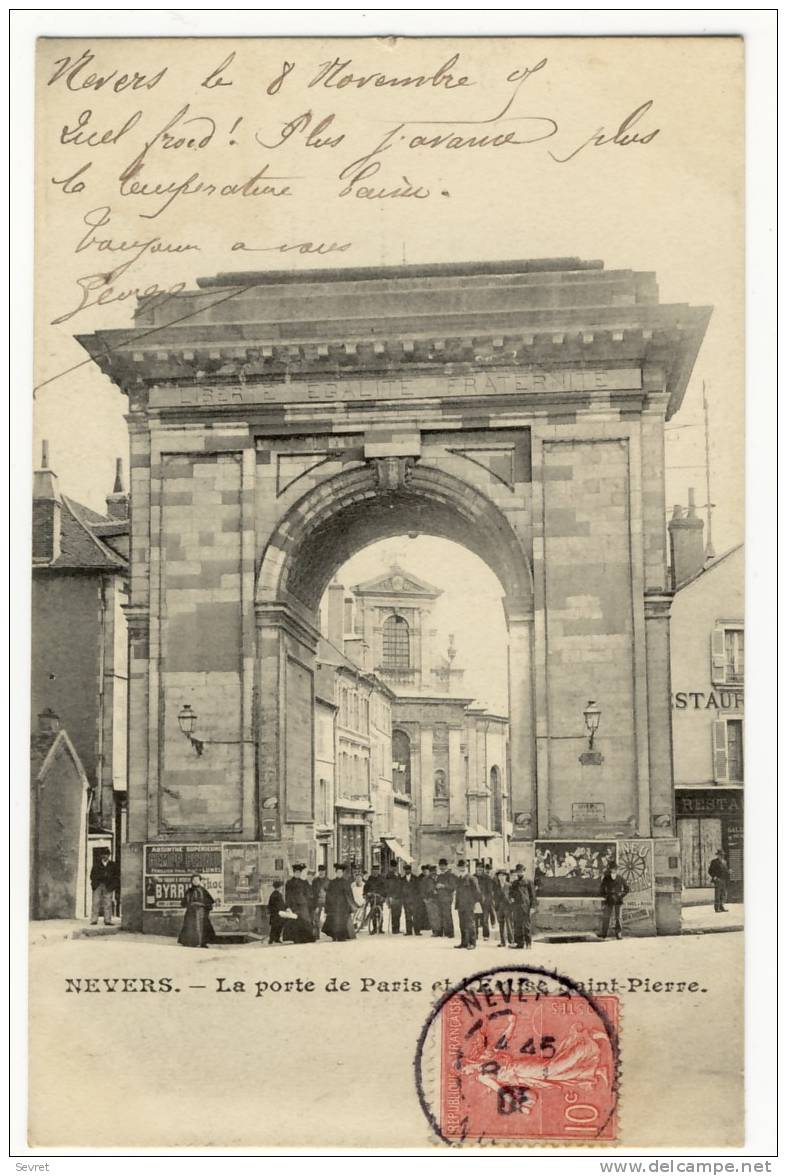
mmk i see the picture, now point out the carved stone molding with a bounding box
[123,605,150,642]
[369,455,417,490]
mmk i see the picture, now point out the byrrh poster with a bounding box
[13,11,776,1165]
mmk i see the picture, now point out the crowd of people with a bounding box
[175,857,632,949]
[267,859,540,950]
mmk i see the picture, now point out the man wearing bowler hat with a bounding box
[453,860,482,949]
[434,858,456,938]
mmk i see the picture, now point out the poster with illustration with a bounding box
[534,841,617,896]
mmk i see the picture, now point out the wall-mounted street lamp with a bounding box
[583,700,602,750]
[177,703,248,758]
[540,701,604,765]
[178,704,205,756]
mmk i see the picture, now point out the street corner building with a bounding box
[31,446,129,918]
[76,257,711,937]
[668,528,744,904]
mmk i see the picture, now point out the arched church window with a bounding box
[434,769,448,800]
[490,765,503,832]
[392,729,411,795]
[383,614,410,668]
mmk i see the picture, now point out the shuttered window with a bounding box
[712,718,744,783]
[724,629,744,683]
[712,719,728,782]
[711,624,744,684]
[726,719,744,782]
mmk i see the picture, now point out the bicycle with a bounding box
[366,893,385,934]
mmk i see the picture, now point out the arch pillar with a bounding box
[505,599,537,857]
[255,601,320,865]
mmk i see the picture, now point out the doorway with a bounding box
[678,817,722,889]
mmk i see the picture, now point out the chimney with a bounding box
[668,487,705,588]
[105,457,129,519]
[326,581,345,649]
[32,441,61,563]
[37,707,61,736]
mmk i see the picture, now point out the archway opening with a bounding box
[256,461,533,873]
[317,532,512,870]
[258,463,532,620]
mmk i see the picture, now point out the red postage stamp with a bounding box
[439,986,619,1143]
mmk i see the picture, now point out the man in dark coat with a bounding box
[324,863,358,940]
[420,865,440,935]
[310,864,329,938]
[599,862,630,940]
[386,866,403,933]
[268,879,285,944]
[434,859,456,938]
[475,862,496,941]
[453,860,482,948]
[90,849,118,925]
[402,864,422,935]
[509,863,537,948]
[493,869,513,947]
[708,849,730,912]
[414,866,431,932]
[285,864,315,943]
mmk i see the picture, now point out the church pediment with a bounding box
[351,566,442,598]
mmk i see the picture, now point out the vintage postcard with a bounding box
[26,30,750,1152]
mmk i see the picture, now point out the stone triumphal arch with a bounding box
[79,257,710,935]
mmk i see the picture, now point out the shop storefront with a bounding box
[337,818,368,872]
[676,789,743,901]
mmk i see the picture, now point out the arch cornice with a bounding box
[256,462,533,616]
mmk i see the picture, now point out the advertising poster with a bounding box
[534,841,617,897]
[222,843,262,905]
[143,844,223,911]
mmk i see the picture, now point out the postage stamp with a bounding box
[416,965,619,1145]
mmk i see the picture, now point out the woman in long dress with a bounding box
[178,874,217,948]
[323,864,358,941]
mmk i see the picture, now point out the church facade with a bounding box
[325,568,511,869]
[78,256,710,936]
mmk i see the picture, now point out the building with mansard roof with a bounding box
[31,444,130,913]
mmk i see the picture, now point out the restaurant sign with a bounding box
[675,790,743,818]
